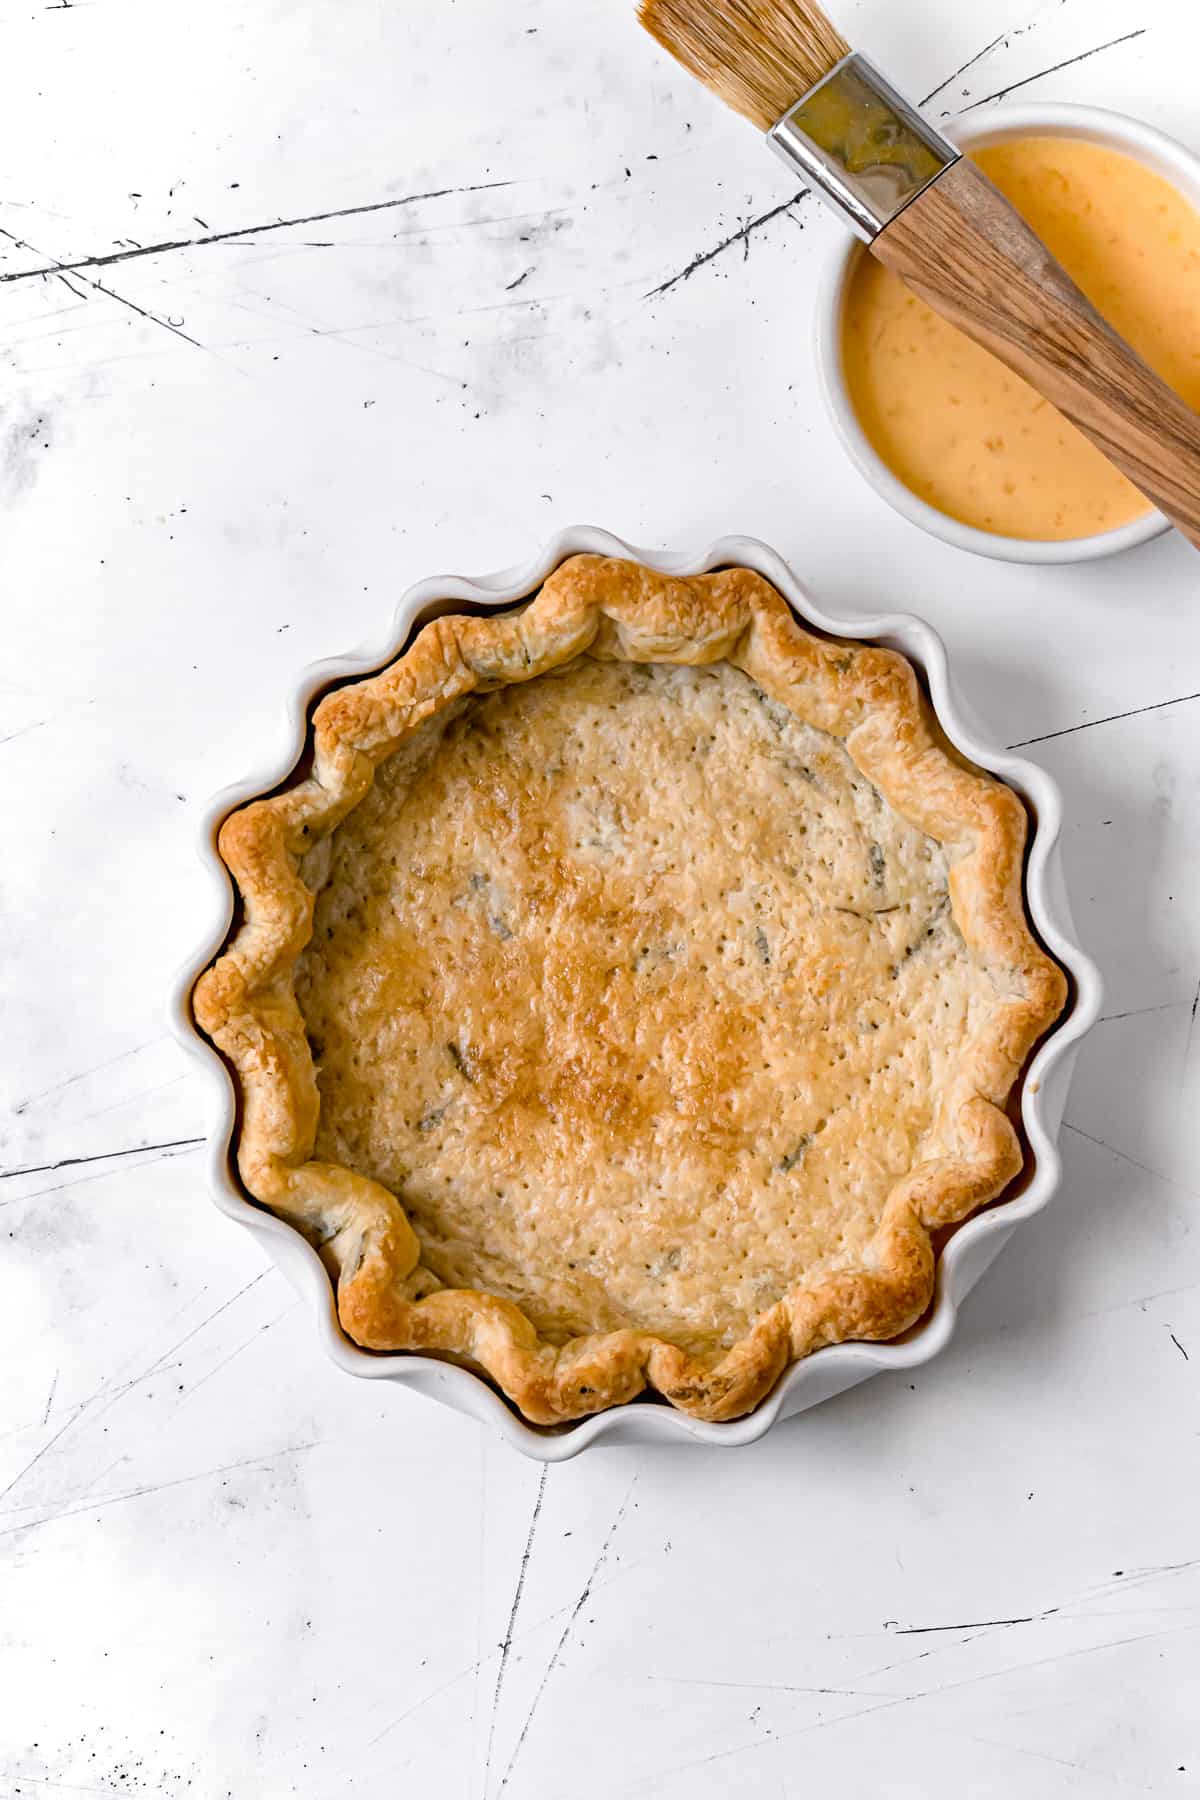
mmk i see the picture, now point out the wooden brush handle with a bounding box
[873,158,1200,552]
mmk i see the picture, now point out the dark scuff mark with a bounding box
[1097,1001,1188,1025]
[1062,1122,1198,1201]
[91,277,204,347]
[0,1276,267,1513]
[14,1038,166,1117]
[139,1273,271,1386]
[483,1466,549,1795]
[505,269,532,291]
[1008,689,1200,748]
[0,1136,204,1181]
[920,31,1012,106]
[0,1408,89,1508]
[1182,978,1200,1085]
[645,190,811,299]
[891,1613,1045,1634]
[1169,1331,1189,1361]
[53,269,87,301]
[954,29,1147,115]
[0,1279,275,1517]
[0,179,515,286]
[499,1478,636,1792]
[0,225,204,347]
[919,7,1057,108]
[1,1440,325,1543]
[173,1302,297,1404]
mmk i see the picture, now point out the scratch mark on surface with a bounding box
[1068,1279,1200,1328]
[624,1618,1200,1792]
[940,1729,1153,1791]
[90,275,203,347]
[1007,689,1200,748]
[645,191,810,298]
[1062,1121,1200,1200]
[1106,1559,1198,1586]
[483,1465,548,1796]
[648,1673,897,1699]
[12,1036,168,1116]
[1181,978,1200,1095]
[0,225,204,346]
[920,31,1011,106]
[53,269,87,301]
[41,1371,58,1425]
[136,1271,271,1385]
[0,1135,204,1181]
[365,1663,483,1749]
[471,1434,487,1763]
[174,1304,299,1404]
[363,1546,712,1756]
[0,720,48,747]
[498,1478,636,1792]
[0,1771,153,1798]
[920,6,1070,108]
[6,1274,268,1512]
[0,1408,86,1507]
[891,1613,1047,1635]
[0,1442,327,1540]
[955,29,1148,115]
[0,181,514,284]
[0,1360,184,1453]
[1169,1331,1189,1361]
[1098,1001,1189,1026]
[1,1139,202,1209]
[0,1271,269,1517]
[1036,1557,1200,1622]
[73,1070,189,1127]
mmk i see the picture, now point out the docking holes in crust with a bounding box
[193,556,1066,1424]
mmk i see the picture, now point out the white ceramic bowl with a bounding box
[170,527,1102,1459]
[816,103,1200,564]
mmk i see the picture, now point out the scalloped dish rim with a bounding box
[169,527,1102,1459]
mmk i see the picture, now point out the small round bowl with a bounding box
[816,103,1200,564]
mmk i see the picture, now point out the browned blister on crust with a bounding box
[193,557,1066,1424]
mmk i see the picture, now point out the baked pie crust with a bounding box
[194,556,1066,1425]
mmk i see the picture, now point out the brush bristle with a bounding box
[638,0,850,131]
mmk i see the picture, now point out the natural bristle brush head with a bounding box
[637,0,850,131]
[637,1,1200,551]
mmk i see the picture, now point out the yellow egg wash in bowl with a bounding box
[841,134,1200,542]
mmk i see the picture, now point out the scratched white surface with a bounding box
[3,0,1200,1792]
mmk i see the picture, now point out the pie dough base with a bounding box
[194,557,1066,1425]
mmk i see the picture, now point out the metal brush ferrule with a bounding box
[767,52,958,241]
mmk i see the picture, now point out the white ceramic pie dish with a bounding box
[816,103,1200,564]
[170,526,1102,1460]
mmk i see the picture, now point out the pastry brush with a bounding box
[638,0,1200,552]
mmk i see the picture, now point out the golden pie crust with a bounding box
[194,556,1066,1425]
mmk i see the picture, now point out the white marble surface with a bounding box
[3,0,1199,1792]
